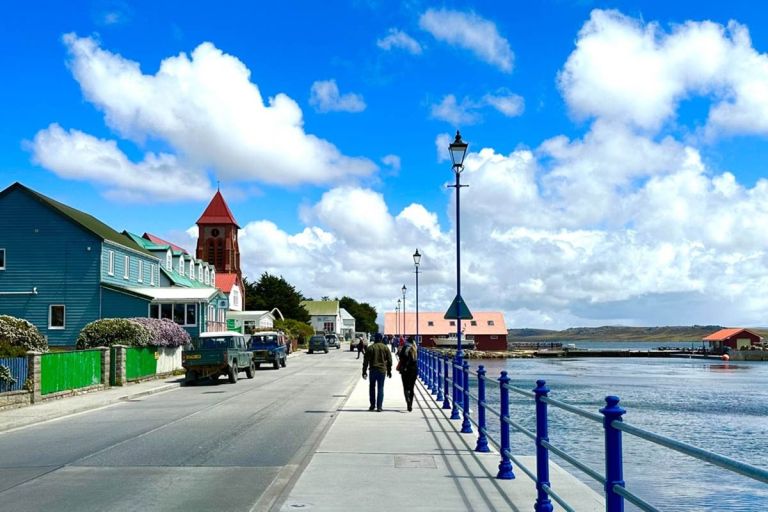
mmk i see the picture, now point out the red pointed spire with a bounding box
[196,190,240,228]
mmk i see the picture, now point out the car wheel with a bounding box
[281,357,287,367]
[273,359,279,370]
[255,362,261,369]
[308,350,313,354]
[324,349,329,354]
[245,362,255,379]
[228,364,238,383]
[184,371,198,385]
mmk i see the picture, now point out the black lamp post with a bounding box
[402,284,407,339]
[413,249,421,345]
[448,130,469,422]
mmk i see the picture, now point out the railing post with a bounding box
[451,358,461,420]
[461,360,472,433]
[534,380,553,512]
[497,370,515,479]
[442,355,450,409]
[436,352,444,402]
[475,365,489,452]
[600,396,626,512]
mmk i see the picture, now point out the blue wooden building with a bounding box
[0,183,227,347]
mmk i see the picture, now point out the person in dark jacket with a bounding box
[362,333,392,412]
[397,336,419,411]
[356,338,365,359]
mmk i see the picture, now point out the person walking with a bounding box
[397,336,419,411]
[356,337,365,359]
[362,333,392,412]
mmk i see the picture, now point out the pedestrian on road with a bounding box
[362,333,392,412]
[390,335,397,353]
[397,336,419,411]
[356,338,365,359]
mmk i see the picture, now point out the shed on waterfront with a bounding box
[703,328,762,353]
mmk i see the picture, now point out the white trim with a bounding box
[189,259,195,280]
[178,255,184,276]
[166,249,172,270]
[150,263,156,286]
[108,250,115,276]
[123,255,130,279]
[102,239,160,261]
[0,248,5,270]
[48,304,65,329]
[138,260,144,283]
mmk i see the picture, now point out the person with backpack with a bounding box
[397,336,419,412]
[362,333,392,412]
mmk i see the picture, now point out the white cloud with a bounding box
[559,9,768,135]
[54,34,375,191]
[30,123,212,202]
[419,8,514,72]
[435,133,452,162]
[381,154,401,172]
[483,91,524,117]
[430,95,480,125]
[309,79,367,113]
[377,28,423,54]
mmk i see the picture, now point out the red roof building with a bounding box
[384,312,508,351]
[142,233,188,254]
[703,328,761,352]
[195,190,244,310]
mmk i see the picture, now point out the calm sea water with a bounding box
[472,356,768,511]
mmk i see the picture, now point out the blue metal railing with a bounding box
[417,349,768,512]
[0,357,28,393]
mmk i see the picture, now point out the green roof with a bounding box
[3,183,156,258]
[124,231,170,251]
[160,266,210,288]
[300,300,339,316]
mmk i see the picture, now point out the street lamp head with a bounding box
[402,284,407,295]
[413,248,421,266]
[449,130,468,171]
[397,298,401,307]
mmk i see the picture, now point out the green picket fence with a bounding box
[125,347,157,381]
[40,350,101,395]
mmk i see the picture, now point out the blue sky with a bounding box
[4,1,768,329]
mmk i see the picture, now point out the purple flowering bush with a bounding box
[130,318,190,348]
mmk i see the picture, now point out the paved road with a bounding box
[0,347,362,512]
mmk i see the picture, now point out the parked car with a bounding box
[325,334,341,349]
[308,335,329,354]
[249,331,287,370]
[182,331,254,384]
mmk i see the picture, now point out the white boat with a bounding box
[433,334,475,349]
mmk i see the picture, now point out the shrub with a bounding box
[0,365,16,392]
[0,315,47,353]
[129,318,190,348]
[76,318,151,349]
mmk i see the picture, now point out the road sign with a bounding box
[444,294,473,320]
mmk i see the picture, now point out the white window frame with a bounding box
[0,248,5,270]
[49,304,66,329]
[150,264,156,285]
[210,269,216,285]
[487,320,495,326]
[178,255,184,275]
[123,255,130,279]
[197,263,203,282]
[108,250,115,276]
[189,260,195,280]
[166,249,172,270]
[138,260,144,283]
[204,268,210,285]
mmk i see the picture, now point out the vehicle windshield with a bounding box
[196,337,234,349]
[310,336,325,343]
[251,334,277,345]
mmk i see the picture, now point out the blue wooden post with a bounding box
[534,380,553,512]
[461,360,472,433]
[442,355,450,409]
[429,351,435,393]
[451,358,461,420]
[431,353,437,394]
[601,396,626,512]
[474,365,489,452]
[420,350,426,383]
[497,371,515,479]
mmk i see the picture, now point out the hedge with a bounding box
[0,315,47,355]
[77,318,152,349]
[129,318,190,348]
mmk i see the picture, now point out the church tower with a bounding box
[196,190,244,310]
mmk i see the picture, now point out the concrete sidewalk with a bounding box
[279,371,603,511]
[0,376,182,434]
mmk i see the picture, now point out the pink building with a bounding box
[384,311,508,351]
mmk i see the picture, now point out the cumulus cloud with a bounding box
[381,154,401,172]
[431,90,524,124]
[30,123,212,202]
[309,79,367,113]
[559,9,768,136]
[377,28,423,54]
[419,8,514,72]
[49,34,375,192]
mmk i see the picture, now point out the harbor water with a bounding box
[473,354,768,511]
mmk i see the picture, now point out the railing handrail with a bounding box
[417,348,767,512]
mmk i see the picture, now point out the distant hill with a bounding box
[507,325,768,342]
